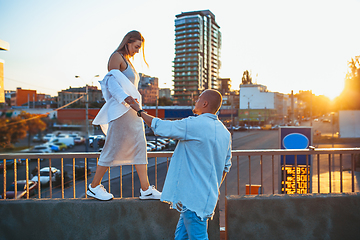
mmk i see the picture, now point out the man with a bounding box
[125,89,232,240]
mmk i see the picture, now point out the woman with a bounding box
[88,30,161,201]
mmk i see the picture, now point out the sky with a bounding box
[1,0,360,100]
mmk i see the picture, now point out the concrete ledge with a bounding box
[0,198,219,240]
[226,193,360,240]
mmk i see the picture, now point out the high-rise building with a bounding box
[0,39,10,104]
[173,10,222,105]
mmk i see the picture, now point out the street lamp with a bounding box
[75,75,99,152]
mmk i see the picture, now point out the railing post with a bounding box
[248,156,251,191]
[73,158,76,198]
[295,155,297,194]
[272,155,274,194]
[340,154,343,193]
[61,158,64,199]
[49,158,52,198]
[237,156,239,195]
[120,166,123,198]
[328,154,331,193]
[14,159,17,199]
[26,158,29,199]
[155,157,158,189]
[352,154,355,192]
[317,154,320,193]
[85,158,89,196]
[37,158,41,198]
[283,155,286,194]
[132,165,134,198]
[108,166,110,193]
[260,155,263,194]
[3,159,6,199]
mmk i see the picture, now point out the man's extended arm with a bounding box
[124,96,154,127]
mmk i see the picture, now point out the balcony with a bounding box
[1,148,360,239]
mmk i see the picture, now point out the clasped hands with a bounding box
[124,96,141,112]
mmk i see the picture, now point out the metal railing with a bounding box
[1,148,359,200]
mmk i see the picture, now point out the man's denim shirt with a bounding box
[151,113,232,220]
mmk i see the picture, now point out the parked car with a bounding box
[52,142,67,151]
[32,134,43,142]
[0,180,38,199]
[32,145,52,153]
[238,126,248,131]
[157,139,169,147]
[31,167,61,185]
[261,124,272,130]
[45,143,61,152]
[165,138,177,147]
[147,142,161,151]
[148,141,165,150]
[43,133,56,142]
[89,135,106,148]
[271,125,280,130]
[68,133,80,139]
[74,136,85,145]
[49,137,74,148]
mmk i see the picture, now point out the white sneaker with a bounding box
[87,184,114,201]
[139,185,162,200]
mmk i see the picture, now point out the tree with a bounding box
[332,56,360,110]
[241,70,252,85]
[0,112,47,149]
[0,117,28,149]
[19,112,47,147]
[295,91,331,118]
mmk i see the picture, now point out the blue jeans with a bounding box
[174,209,209,240]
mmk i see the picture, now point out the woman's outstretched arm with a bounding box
[124,96,154,127]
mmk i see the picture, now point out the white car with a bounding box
[31,167,61,185]
[157,139,169,147]
[43,134,56,142]
[147,142,161,151]
[49,137,74,148]
[32,145,53,153]
[149,141,165,150]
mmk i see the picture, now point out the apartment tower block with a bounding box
[173,10,222,105]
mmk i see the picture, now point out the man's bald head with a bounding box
[201,89,222,114]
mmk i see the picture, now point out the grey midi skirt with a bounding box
[97,109,147,166]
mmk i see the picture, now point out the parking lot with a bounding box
[1,130,176,198]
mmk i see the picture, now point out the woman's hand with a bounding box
[124,96,141,111]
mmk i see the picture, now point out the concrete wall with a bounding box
[226,193,360,240]
[0,198,219,240]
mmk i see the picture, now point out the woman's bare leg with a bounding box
[91,165,109,188]
[135,164,150,191]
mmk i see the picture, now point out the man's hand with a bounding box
[124,96,141,111]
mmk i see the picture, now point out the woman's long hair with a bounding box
[115,30,148,67]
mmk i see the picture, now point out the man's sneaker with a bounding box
[87,184,113,201]
[139,185,162,200]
